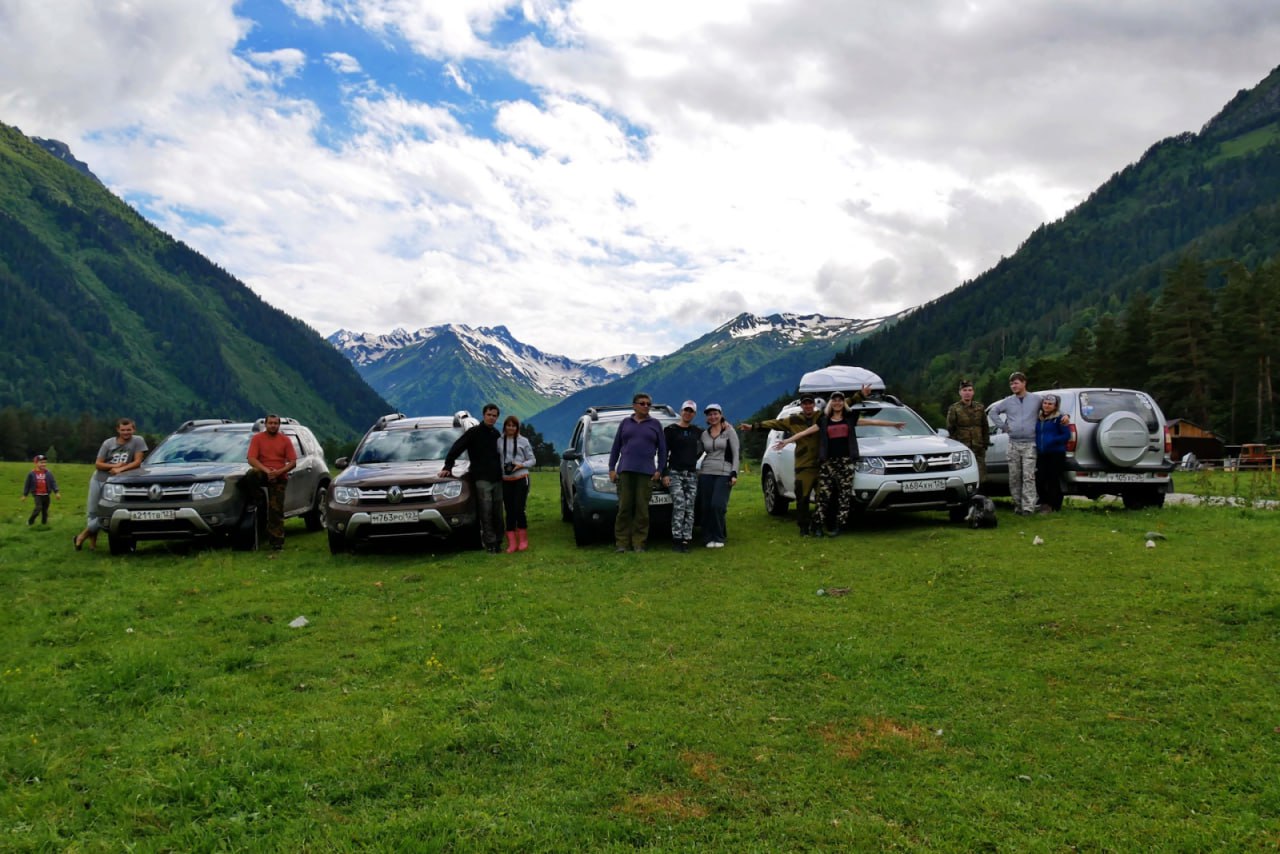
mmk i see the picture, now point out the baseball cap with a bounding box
[681,400,697,411]
[800,394,816,403]
[828,391,846,400]
[33,454,46,461]
[703,403,722,413]
[959,379,973,389]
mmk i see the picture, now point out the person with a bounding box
[1035,394,1072,513]
[442,404,506,554]
[608,392,668,553]
[247,414,298,553]
[498,415,535,553]
[663,401,703,552]
[946,379,990,482]
[697,403,739,548]
[989,372,1068,516]
[777,390,905,536]
[740,393,823,536]
[22,454,60,525]
[75,418,147,551]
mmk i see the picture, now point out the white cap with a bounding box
[681,400,697,411]
[703,403,722,413]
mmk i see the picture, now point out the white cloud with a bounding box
[324,51,363,74]
[247,48,308,78]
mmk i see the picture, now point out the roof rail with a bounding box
[373,412,407,430]
[584,403,678,421]
[176,418,235,433]
[251,415,300,432]
[452,410,475,428]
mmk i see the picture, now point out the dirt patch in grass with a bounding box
[818,716,938,760]
[679,750,722,781]
[618,791,709,821]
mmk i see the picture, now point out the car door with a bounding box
[283,433,314,513]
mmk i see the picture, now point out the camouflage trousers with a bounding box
[794,467,819,533]
[667,470,698,543]
[1008,441,1038,514]
[813,458,854,532]
[264,478,287,549]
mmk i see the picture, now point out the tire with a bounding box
[1147,489,1166,508]
[560,483,572,522]
[762,468,791,517]
[303,485,328,532]
[1121,490,1147,510]
[327,528,347,554]
[949,505,967,523]
[107,533,135,555]
[572,504,597,547]
[1096,411,1149,467]
[232,502,264,551]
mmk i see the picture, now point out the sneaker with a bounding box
[705,541,717,548]
[671,542,683,552]
[634,546,646,553]
[712,541,725,548]
[614,546,627,553]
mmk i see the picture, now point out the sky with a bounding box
[1,1,1278,360]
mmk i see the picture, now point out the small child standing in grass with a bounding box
[22,454,61,525]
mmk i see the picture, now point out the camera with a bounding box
[504,462,517,475]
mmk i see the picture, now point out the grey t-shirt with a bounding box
[94,435,149,483]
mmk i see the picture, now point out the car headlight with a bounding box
[590,473,618,494]
[433,480,463,499]
[952,450,973,469]
[191,481,225,500]
[103,483,125,501]
[332,486,359,505]
[855,456,886,475]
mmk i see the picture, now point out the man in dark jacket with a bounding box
[442,404,505,553]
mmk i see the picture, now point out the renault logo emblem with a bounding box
[149,484,164,501]
[387,485,403,505]
[913,455,927,473]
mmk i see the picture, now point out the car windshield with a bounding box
[353,427,465,464]
[850,404,935,437]
[147,431,251,464]
[1077,391,1158,430]
[586,417,678,456]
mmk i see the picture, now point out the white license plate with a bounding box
[1106,473,1159,482]
[649,494,673,506]
[372,510,419,524]
[131,509,175,521]
[901,479,946,494]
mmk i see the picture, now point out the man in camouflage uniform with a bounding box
[946,379,989,483]
[740,394,823,536]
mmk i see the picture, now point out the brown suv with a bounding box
[325,411,480,553]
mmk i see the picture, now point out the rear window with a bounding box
[1077,391,1158,431]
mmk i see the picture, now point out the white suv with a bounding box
[758,367,980,523]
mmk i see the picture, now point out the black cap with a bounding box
[800,394,816,403]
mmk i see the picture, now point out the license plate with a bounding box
[901,479,945,494]
[1107,473,1153,482]
[372,510,419,524]
[649,494,673,506]
[131,509,175,521]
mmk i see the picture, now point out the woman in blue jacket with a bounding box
[1035,394,1072,513]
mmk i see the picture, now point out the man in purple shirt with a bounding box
[608,392,669,553]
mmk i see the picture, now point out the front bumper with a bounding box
[852,475,977,512]
[328,507,477,543]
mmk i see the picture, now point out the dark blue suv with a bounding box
[558,404,680,545]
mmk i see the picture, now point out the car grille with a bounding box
[350,486,441,505]
[117,484,195,499]
[883,454,963,473]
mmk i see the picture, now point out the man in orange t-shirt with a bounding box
[247,414,297,552]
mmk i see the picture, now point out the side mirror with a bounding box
[562,448,582,461]
[335,457,349,469]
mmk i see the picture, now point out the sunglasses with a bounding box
[636,401,651,407]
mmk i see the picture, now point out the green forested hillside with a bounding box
[846,64,1280,440]
[0,123,388,442]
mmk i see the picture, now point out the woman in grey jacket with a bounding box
[696,404,739,548]
[497,416,536,552]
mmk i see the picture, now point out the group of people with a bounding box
[441,405,535,554]
[952,372,1071,516]
[606,393,742,553]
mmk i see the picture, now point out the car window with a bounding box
[148,431,252,464]
[1077,391,1157,431]
[353,427,465,464]
[586,422,619,456]
[851,405,935,437]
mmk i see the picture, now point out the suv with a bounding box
[758,367,979,523]
[559,404,681,545]
[985,387,1174,508]
[98,417,330,554]
[325,412,480,553]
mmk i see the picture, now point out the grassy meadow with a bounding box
[1,463,1278,851]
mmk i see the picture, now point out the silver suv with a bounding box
[758,367,979,523]
[99,417,330,554]
[985,387,1174,508]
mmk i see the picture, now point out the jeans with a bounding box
[696,474,733,544]
[475,479,505,547]
[85,478,103,533]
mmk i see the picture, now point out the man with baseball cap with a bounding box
[740,393,823,535]
[946,379,990,482]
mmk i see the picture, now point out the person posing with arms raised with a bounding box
[776,391,904,537]
[1035,394,1072,514]
[740,393,822,536]
[608,392,668,553]
[442,404,506,554]
[498,415,536,553]
[663,401,703,553]
[696,403,739,549]
[75,418,147,551]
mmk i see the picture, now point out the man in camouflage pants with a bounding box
[741,393,823,536]
[946,379,990,483]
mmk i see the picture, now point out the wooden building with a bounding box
[1166,419,1225,462]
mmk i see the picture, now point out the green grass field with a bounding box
[2,463,1277,851]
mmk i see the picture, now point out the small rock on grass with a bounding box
[289,616,309,628]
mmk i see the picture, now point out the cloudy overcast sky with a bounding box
[1,1,1277,358]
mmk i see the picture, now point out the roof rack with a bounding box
[373,412,407,430]
[176,418,235,433]
[585,403,678,421]
[251,416,301,433]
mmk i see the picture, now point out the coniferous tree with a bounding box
[1149,257,1215,424]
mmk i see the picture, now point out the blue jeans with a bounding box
[696,474,733,544]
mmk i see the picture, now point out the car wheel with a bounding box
[327,528,347,554]
[1121,490,1148,510]
[304,485,328,532]
[1147,489,1166,508]
[572,504,597,546]
[560,483,572,522]
[232,501,264,551]
[107,533,135,555]
[948,505,967,523]
[762,468,790,517]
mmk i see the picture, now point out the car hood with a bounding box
[109,462,250,482]
[858,433,966,456]
[336,460,464,484]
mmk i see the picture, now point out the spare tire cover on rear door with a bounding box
[1096,411,1149,467]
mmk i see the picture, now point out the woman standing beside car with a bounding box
[1035,394,1071,513]
[696,404,739,548]
[498,415,536,552]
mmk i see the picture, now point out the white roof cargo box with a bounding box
[797,366,885,394]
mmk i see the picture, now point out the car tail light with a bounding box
[1066,423,1077,453]
[1163,425,1172,456]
